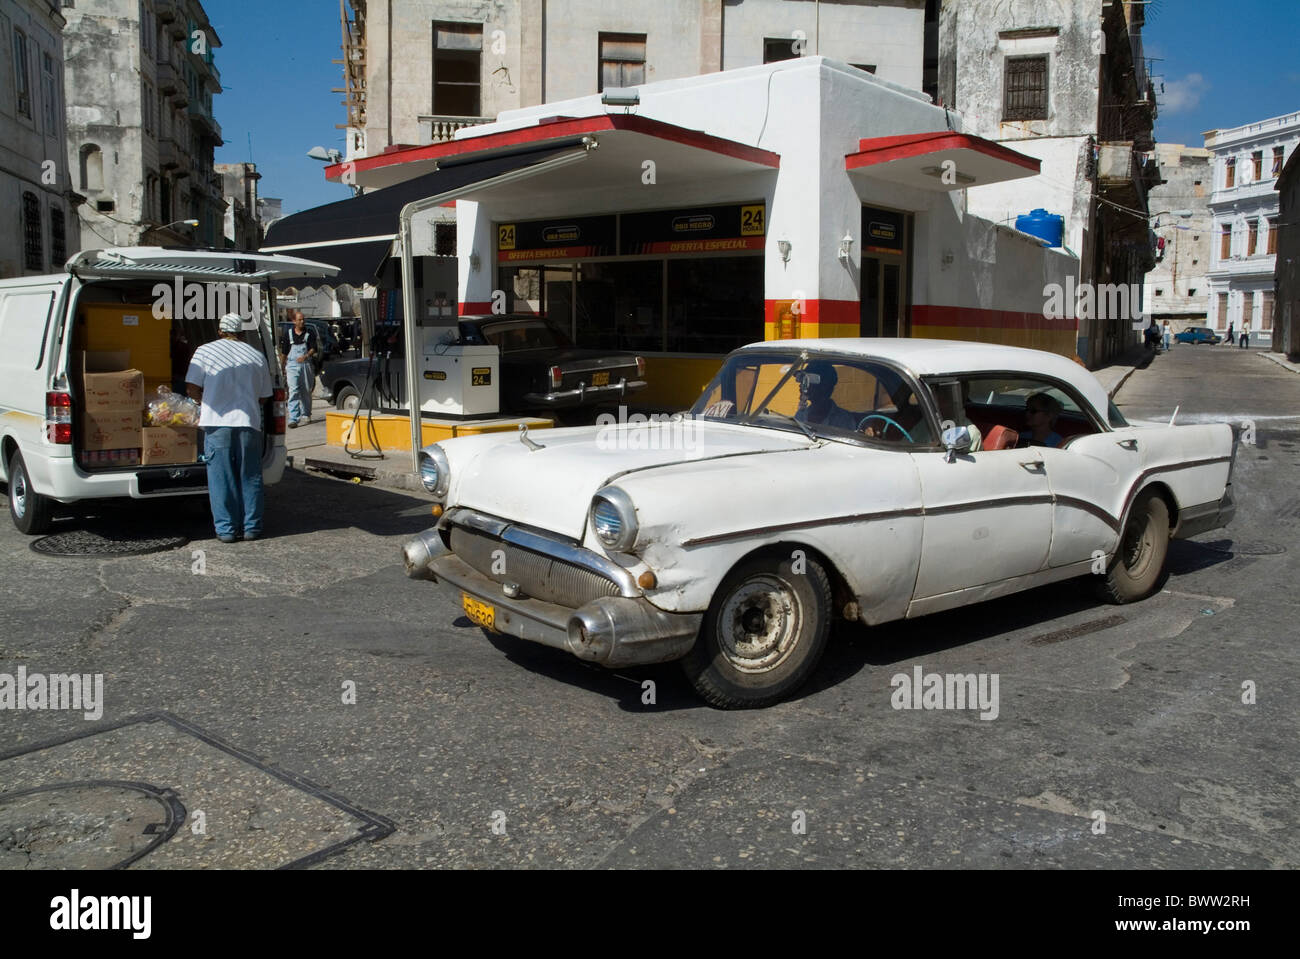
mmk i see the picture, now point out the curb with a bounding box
[1257,351,1300,375]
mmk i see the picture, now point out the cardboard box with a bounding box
[79,304,173,380]
[141,426,198,466]
[83,411,143,451]
[81,352,144,411]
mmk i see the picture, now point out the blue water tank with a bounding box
[1015,208,1065,248]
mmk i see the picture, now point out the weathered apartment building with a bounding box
[1143,143,1212,331]
[0,0,77,278]
[63,0,226,250]
[337,0,932,162]
[1276,150,1300,358]
[215,161,262,250]
[1204,111,1299,346]
[936,0,1162,366]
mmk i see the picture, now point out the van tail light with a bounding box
[45,392,73,444]
[270,388,287,435]
[549,366,563,390]
[635,356,646,378]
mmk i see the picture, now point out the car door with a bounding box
[1039,431,1142,567]
[909,444,1053,601]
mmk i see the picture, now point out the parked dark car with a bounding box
[1173,326,1221,345]
[321,315,647,416]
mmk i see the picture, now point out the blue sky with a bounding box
[209,0,1300,218]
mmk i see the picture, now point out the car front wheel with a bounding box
[8,451,54,535]
[334,385,361,413]
[1095,491,1170,604]
[681,552,832,709]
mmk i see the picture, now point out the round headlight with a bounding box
[590,487,638,552]
[419,446,450,498]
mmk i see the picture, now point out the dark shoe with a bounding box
[217,533,238,544]
[243,530,262,541]
[288,420,299,429]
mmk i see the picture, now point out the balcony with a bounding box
[155,0,179,23]
[1098,141,1161,210]
[189,104,222,143]
[156,59,183,96]
[417,115,493,144]
[158,136,188,173]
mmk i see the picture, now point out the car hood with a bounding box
[443,420,815,539]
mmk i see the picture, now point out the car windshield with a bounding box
[477,319,572,353]
[690,351,934,445]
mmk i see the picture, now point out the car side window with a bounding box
[957,376,1100,449]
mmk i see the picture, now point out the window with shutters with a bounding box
[1273,146,1285,177]
[42,50,58,134]
[599,33,646,92]
[1262,291,1275,330]
[432,22,482,116]
[13,28,32,119]
[51,206,65,267]
[1268,217,1279,255]
[1003,56,1048,121]
[1252,151,1263,181]
[1220,224,1231,259]
[1224,157,1235,188]
[22,192,42,271]
[1248,220,1258,255]
[1217,293,1228,325]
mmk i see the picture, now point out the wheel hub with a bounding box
[12,472,27,518]
[718,575,801,673]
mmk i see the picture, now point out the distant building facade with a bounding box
[216,161,261,249]
[1275,150,1300,359]
[63,0,225,250]
[1205,111,1299,345]
[338,0,927,163]
[937,0,1162,367]
[0,0,77,277]
[1143,144,1212,331]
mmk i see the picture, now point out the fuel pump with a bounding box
[406,256,500,419]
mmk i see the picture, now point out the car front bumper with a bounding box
[402,529,700,668]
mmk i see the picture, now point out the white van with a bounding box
[0,248,339,533]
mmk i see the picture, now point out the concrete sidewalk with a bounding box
[1258,350,1300,375]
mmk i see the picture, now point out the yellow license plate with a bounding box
[462,594,496,631]
[591,371,610,387]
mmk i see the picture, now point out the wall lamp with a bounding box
[838,233,854,260]
[777,239,792,263]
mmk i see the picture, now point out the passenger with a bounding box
[794,361,859,431]
[1020,392,1064,448]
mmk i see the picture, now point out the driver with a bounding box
[863,378,929,442]
[794,361,859,431]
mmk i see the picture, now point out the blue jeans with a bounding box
[287,357,313,422]
[204,427,264,537]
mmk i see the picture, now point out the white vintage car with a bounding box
[402,339,1237,708]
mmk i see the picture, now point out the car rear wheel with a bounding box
[1095,490,1170,604]
[681,552,832,709]
[335,385,361,413]
[8,451,54,535]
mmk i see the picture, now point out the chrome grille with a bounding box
[450,525,620,609]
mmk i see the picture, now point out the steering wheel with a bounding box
[857,414,914,443]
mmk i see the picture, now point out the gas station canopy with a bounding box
[845,132,1039,191]
[325,114,781,195]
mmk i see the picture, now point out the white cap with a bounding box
[219,313,243,333]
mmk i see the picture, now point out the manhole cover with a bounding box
[30,528,189,557]
[0,781,184,869]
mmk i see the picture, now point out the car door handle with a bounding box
[1019,460,1045,473]
[1116,439,1139,450]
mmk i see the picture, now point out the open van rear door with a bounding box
[66,247,340,282]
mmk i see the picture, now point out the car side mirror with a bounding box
[942,425,973,463]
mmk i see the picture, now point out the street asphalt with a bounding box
[1,344,1297,869]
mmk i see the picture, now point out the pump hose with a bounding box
[343,350,385,461]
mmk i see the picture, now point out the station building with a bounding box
[278,57,1078,409]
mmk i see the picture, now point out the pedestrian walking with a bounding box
[1225,321,1234,346]
[186,313,273,543]
[1240,321,1251,349]
[279,309,318,427]
[1162,320,1171,351]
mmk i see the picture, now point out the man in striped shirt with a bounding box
[186,313,273,543]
